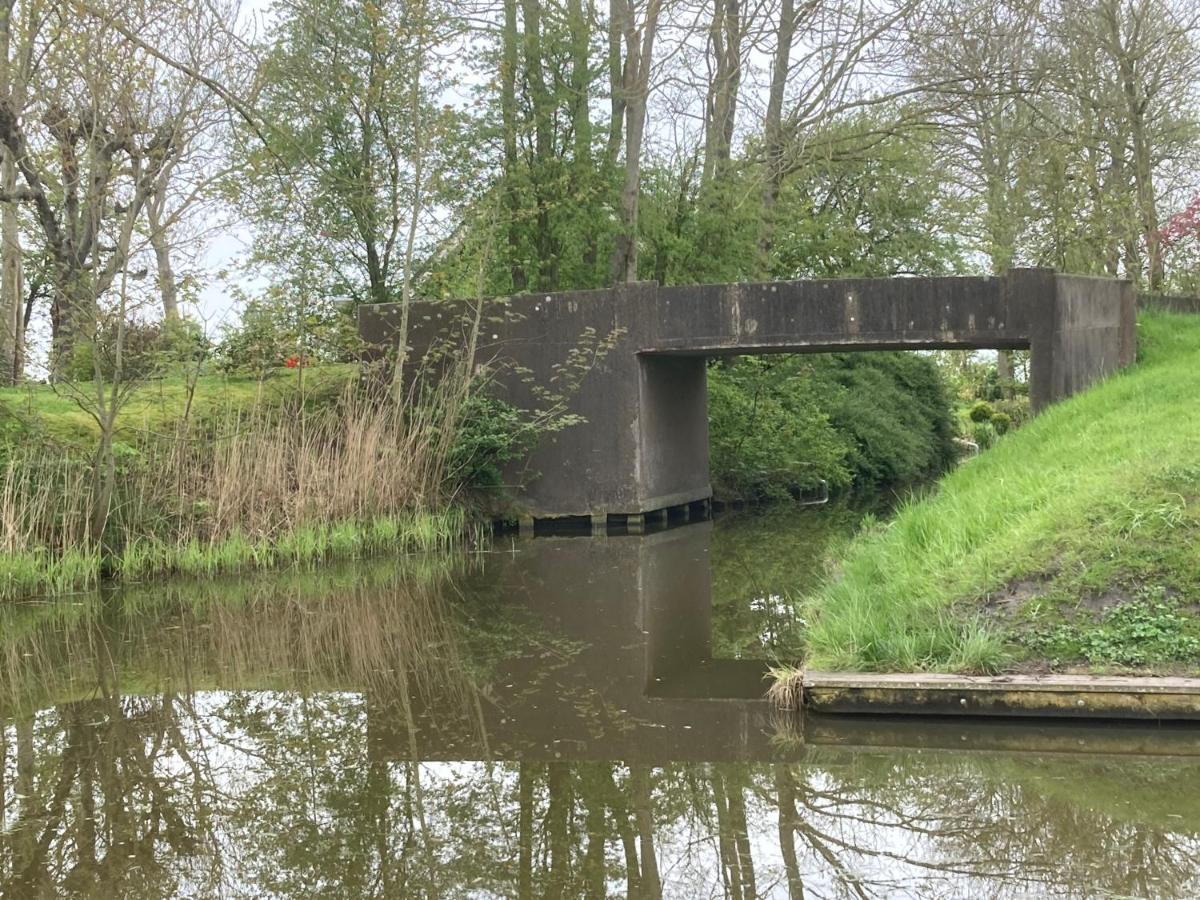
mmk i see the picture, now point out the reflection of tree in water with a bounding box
[6,705,1200,897]
[1,691,222,899]
[709,504,868,660]
[3,561,1200,898]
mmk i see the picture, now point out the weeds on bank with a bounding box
[1023,591,1200,669]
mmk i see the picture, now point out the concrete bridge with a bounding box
[360,269,1135,522]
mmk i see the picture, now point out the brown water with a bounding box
[1,507,1198,898]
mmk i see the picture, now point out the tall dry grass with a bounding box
[0,368,479,600]
[1,454,103,597]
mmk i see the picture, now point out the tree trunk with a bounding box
[774,765,805,899]
[522,0,558,290]
[758,0,795,276]
[0,147,19,383]
[518,763,534,900]
[609,0,663,285]
[606,0,625,166]
[147,196,179,321]
[727,774,756,898]
[502,0,527,292]
[581,766,608,899]
[629,765,661,899]
[703,0,741,183]
[0,0,18,384]
[545,763,571,900]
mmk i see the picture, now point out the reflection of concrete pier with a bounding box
[368,523,1200,764]
[370,523,805,764]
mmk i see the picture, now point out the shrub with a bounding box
[63,317,212,383]
[217,290,358,375]
[807,353,958,489]
[991,412,1012,435]
[706,352,957,499]
[971,420,997,449]
[707,357,851,501]
[968,399,995,423]
[446,392,537,496]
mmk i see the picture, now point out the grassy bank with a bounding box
[0,368,482,602]
[798,311,1200,674]
[0,366,355,445]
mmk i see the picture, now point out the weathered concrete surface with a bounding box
[360,269,1135,517]
[801,672,1200,721]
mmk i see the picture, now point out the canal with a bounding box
[1,506,1197,897]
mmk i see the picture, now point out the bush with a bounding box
[63,317,212,383]
[217,290,358,375]
[807,353,958,489]
[446,392,537,496]
[968,400,995,423]
[991,412,1012,435]
[971,420,997,450]
[707,357,851,501]
[706,352,957,500]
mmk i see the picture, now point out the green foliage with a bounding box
[991,412,1012,435]
[707,352,956,501]
[639,165,763,285]
[446,393,536,494]
[968,400,995,423]
[768,124,966,279]
[970,420,998,450]
[807,353,957,489]
[217,290,358,374]
[233,0,470,304]
[1026,591,1200,668]
[707,357,850,501]
[60,317,214,383]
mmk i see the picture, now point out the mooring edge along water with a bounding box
[2,507,1198,898]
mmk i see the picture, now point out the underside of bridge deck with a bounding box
[360,269,1135,519]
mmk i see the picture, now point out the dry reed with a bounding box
[0,368,479,600]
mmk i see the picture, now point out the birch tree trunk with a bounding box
[0,0,19,384]
[609,0,663,284]
[147,193,180,321]
[757,0,795,275]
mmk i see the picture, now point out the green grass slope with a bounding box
[803,311,1200,674]
[0,365,354,446]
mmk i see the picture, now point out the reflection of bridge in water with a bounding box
[368,522,1200,765]
[370,522,801,764]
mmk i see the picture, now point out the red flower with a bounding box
[285,356,300,369]
[1159,194,1200,250]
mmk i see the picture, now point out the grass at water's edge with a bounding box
[794,311,1200,675]
[0,508,471,602]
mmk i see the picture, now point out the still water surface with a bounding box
[1,506,1198,898]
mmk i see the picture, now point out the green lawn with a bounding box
[800,311,1200,674]
[0,365,356,446]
